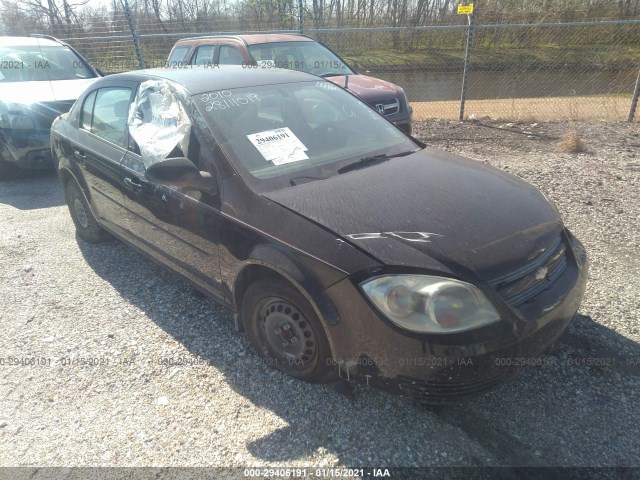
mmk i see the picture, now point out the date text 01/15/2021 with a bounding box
[243,468,392,478]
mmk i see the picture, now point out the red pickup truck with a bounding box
[167,33,412,135]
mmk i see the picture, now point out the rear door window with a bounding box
[193,45,217,66]
[218,46,243,65]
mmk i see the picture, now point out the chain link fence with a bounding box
[314,20,640,121]
[2,3,639,122]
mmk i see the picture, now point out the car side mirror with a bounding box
[146,157,218,196]
[146,157,199,180]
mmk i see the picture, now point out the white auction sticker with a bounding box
[247,127,309,166]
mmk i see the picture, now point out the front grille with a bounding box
[371,99,400,116]
[490,236,568,307]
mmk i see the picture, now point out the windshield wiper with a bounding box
[319,72,345,78]
[337,151,415,175]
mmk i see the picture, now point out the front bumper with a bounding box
[393,118,412,136]
[0,128,52,170]
[364,99,412,135]
[389,105,412,136]
[0,101,73,170]
[323,233,588,401]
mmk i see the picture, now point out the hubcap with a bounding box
[73,195,89,229]
[262,300,317,366]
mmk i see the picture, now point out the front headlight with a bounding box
[361,275,500,334]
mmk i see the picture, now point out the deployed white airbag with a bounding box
[128,80,191,167]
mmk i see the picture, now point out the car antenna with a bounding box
[344,75,349,89]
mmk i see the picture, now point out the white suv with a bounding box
[0,35,101,173]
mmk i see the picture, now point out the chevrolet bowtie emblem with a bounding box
[534,266,548,281]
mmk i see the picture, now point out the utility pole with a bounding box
[458,3,475,121]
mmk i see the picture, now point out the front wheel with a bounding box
[64,179,110,243]
[243,280,335,383]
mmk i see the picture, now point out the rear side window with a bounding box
[218,46,243,65]
[193,45,216,65]
[247,41,352,76]
[167,46,189,67]
[91,87,132,148]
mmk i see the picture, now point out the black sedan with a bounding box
[51,66,588,400]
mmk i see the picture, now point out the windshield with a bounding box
[195,81,417,191]
[0,44,95,83]
[248,41,354,77]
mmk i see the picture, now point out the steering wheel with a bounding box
[313,122,340,138]
[312,122,358,149]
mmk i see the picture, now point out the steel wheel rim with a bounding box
[261,299,318,368]
[73,195,89,229]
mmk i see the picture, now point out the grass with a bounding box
[559,128,587,153]
[339,44,640,71]
[86,36,640,74]
[410,94,635,122]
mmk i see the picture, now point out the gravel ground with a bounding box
[0,120,638,472]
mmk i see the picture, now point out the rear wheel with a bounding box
[243,280,335,383]
[64,179,110,243]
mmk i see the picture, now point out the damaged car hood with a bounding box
[263,147,563,281]
[0,78,96,104]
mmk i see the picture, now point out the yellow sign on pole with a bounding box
[457,3,474,14]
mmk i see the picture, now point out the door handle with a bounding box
[123,176,150,191]
[73,150,86,162]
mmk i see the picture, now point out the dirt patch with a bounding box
[411,95,636,122]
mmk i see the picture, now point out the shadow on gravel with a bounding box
[77,239,640,468]
[433,313,640,468]
[0,168,64,210]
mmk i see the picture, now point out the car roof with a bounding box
[0,36,63,47]
[176,33,315,46]
[102,65,318,95]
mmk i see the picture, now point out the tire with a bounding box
[64,179,110,243]
[242,279,335,383]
